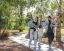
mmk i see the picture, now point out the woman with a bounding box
[29,21,38,51]
[47,16,54,48]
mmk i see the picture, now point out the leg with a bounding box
[48,36,52,48]
[48,38,52,48]
[38,36,42,48]
[34,39,37,49]
[47,32,52,48]
[48,37,54,48]
[49,33,54,47]
[34,32,37,50]
[29,33,33,48]
[29,39,32,48]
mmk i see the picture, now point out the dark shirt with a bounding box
[30,27,36,31]
[48,20,53,33]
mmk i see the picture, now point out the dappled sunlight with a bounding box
[0,0,64,51]
[9,35,63,51]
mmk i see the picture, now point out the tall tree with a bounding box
[56,0,62,48]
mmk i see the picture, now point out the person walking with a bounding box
[38,25,43,49]
[29,21,38,51]
[47,16,54,48]
[33,22,38,51]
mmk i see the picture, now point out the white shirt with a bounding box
[38,28,43,37]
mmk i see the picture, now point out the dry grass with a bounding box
[0,29,9,40]
[0,40,33,51]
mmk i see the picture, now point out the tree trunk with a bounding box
[56,0,62,48]
[56,16,62,46]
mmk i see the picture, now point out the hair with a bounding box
[48,16,52,19]
[39,25,42,28]
[36,17,39,19]
[33,21,38,25]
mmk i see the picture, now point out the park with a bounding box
[0,0,64,51]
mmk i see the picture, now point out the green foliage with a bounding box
[62,0,64,24]
[43,32,48,38]
[0,0,64,31]
[19,16,26,30]
[14,15,26,31]
[27,12,33,20]
[51,2,58,10]
[26,0,40,7]
[0,0,27,30]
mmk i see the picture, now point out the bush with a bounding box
[0,29,9,40]
[43,32,48,38]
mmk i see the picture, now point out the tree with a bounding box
[56,0,63,48]
[0,0,10,29]
[62,0,64,25]
[0,0,40,30]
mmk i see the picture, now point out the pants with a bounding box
[47,32,54,45]
[29,32,33,47]
[38,36,42,48]
[29,31,37,49]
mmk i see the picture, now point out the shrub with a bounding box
[43,32,48,38]
[0,29,9,40]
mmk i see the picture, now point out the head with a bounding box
[48,16,52,20]
[39,25,42,28]
[36,17,39,19]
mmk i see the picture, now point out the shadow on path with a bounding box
[47,48,54,51]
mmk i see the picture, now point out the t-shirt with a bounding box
[38,28,43,37]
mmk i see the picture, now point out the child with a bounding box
[38,25,43,49]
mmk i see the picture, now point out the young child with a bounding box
[38,25,43,49]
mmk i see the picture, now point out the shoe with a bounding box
[34,47,36,51]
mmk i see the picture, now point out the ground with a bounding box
[0,40,33,51]
[0,29,64,51]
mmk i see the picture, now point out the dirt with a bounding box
[0,40,33,51]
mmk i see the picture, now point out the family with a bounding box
[28,16,55,51]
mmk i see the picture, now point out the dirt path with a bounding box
[0,40,33,51]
